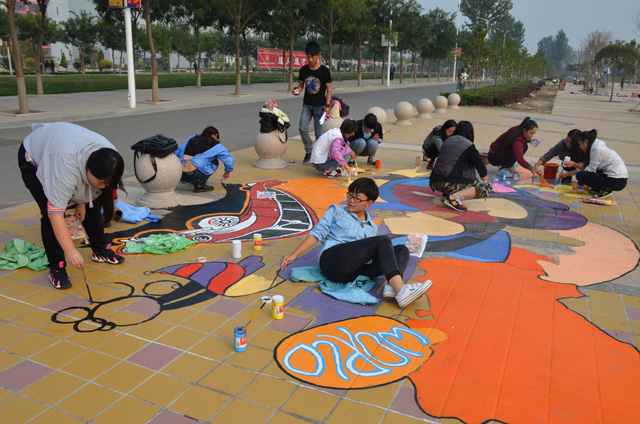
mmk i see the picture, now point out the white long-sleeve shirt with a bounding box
[585,139,628,179]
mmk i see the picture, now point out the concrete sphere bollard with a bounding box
[384,109,395,124]
[322,117,343,134]
[448,93,461,109]
[254,130,288,169]
[433,96,448,114]
[135,153,182,208]
[367,107,387,125]
[393,101,413,125]
[415,98,435,119]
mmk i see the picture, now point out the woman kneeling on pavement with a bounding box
[532,129,583,183]
[430,121,492,212]
[488,117,539,177]
[280,177,432,308]
[175,126,235,192]
[422,119,457,170]
[310,119,357,178]
[559,129,628,199]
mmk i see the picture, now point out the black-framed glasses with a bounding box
[346,192,368,203]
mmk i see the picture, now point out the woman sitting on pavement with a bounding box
[422,119,457,170]
[175,126,235,193]
[430,121,492,212]
[561,129,628,199]
[311,119,358,178]
[488,117,540,178]
[533,129,583,183]
[347,113,384,166]
[280,177,432,308]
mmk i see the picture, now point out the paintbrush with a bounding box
[242,296,272,331]
[81,266,93,303]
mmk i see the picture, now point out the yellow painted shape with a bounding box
[385,211,465,236]
[223,274,278,297]
[465,197,528,219]
[391,168,430,178]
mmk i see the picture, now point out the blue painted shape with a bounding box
[436,231,511,263]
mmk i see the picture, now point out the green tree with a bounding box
[61,11,98,75]
[200,31,220,72]
[168,23,192,72]
[5,0,29,113]
[422,8,456,81]
[537,29,573,73]
[461,0,512,31]
[462,19,491,94]
[16,10,59,93]
[151,24,171,70]
[595,42,639,101]
[98,20,125,74]
[315,0,351,73]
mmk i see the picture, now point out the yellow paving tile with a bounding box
[588,290,623,305]
[325,399,385,424]
[170,386,231,422]
[29,408,85,424]
[0,300,36,321]
[346,381,400,408]
[65,328,117,349]
[589,314,632,333]
[0,395,47,423]
[559,297,588,311]
[131,374,190,407]
[161,352,217,383]
[224,345,274,372]
[248,327,289,350]
[267,411,314,424]
[211,398,273,424]
[56,383,121,421]
[630,320,640,335]
[238,374,296,408]
[94,396,161,424]
[200,363,255,395]
[61,351,120,381]
[382,411,437,423]
[30,341,89,369]
[623,295,640,308]
[156,327,207,351]
[155,306,199,325]
[94,362,154,393]
[589,299,627,318]
[261,360,292,381]
[94,333,148,359]
[0,323,30,348]
[0,388,12,403]
[281,386,340,422]
[3,332,57,357]
[124,318,174,341]
[0,282,45,301]
[190,335,234,362]
[181,310,228,333]
[21,371,85,405]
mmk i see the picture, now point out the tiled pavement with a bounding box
[0,82,639,423]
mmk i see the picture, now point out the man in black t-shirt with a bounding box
[293,41,332,164]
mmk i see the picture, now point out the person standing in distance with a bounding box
[293,41,332,165]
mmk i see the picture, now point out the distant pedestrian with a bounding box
[193,62,198,73]
[390,64,395,81]
[50,60,55,74]
[620,77,624,90]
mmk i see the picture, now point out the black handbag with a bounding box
[131,134,179,183]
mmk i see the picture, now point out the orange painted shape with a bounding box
[415,310,432,317]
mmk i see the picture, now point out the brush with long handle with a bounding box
[81,266,93,303]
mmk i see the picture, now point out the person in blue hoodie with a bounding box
[347,113,384,165]
[175,126,235,192]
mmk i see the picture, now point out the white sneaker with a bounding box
[383,284,396,298]
[395,280,433,308]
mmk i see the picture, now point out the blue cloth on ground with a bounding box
[114,200,161,223]
[290,266,379,305]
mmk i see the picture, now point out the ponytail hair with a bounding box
[453,120,474,142]
[497,117,538,162]
[573,129,598,167]
[189,126,220,150]
[86,148,125,224]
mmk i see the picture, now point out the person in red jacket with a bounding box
[488,117,541,178]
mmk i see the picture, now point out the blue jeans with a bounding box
[299,104,324,154]
[349,138,378,158]
[312,153,351,172]
[181,169,210,185]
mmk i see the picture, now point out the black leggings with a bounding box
[319,235,410,283]
[18,143,107,269]
[576,171,627,192]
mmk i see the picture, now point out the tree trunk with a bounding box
[243,32,250,86]
[429,56,433,81]
[35,8,46,95]
[144,2,159,102]
[169,52,172,74]
[233,20,241,95]
[399,51,403,84]
[7,0,29,113]
[176,50,181,71]
[437,58,441,81]
[412,53,417,82]
[372,52,376,79]
[339,44,343,81]
[381,53,386,84]
[328,32,333,72]
[357,35,362,86]
[288,36,295,92]
[195,27,202,88]
[118,51,122,75]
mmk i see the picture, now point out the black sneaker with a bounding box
[367,157,376,165]
[303,153,311,164]
[593,190,613,199]
[323,168,343,178]
[49,266,72,289]
[561,176,572,184]
[194,182,214,193]
[443,196,467,212]
[92,244,125,265]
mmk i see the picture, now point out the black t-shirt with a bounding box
[298,64,332,107]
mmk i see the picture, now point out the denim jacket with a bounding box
[310,204,377,255]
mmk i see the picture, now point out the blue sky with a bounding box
[415,0,639,52]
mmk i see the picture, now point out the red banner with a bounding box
[257,49,309,71]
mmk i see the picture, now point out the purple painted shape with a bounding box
[128,343,181,371]
[0,233,19,244]
[46,296,90,311]
[602,215,624,223]
[0,212,15,219]
[391,385,440,420]
[288,287,381,327]
[626,306,640,321]
[267,313,313,333]
[603,329,635,345]
[15,217,40,226]
[149,410,199,424]
[0,360,53,392]
[204,297,248,317]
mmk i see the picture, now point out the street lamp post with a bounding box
[502,29,514,48]
[478,17,495,81]
[452,0,461,84]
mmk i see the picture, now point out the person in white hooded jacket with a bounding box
[565,129,628,199]
[18,123,126,290]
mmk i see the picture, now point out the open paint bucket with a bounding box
[543,163,559,179]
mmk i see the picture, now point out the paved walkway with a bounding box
[0,81,639,424]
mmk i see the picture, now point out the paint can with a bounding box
[234,326,247,352]
[232,240,242,258]
[500,171,506,182]
[572,182,579,193]
[272,295,284,319]
[562,156,569,167]
[253,233,262,251]
[582,185,589,194]
[375,160,381,169]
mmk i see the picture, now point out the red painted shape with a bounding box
[170,263,202,279]
[408,248,640,424]
[206,264,245,294]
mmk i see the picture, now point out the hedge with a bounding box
[441,81,546,107]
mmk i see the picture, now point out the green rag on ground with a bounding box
[124,234,197,255]
[0,238,49,271]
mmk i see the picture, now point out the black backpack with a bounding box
[259,111,291,142]
[131,134,179,183]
